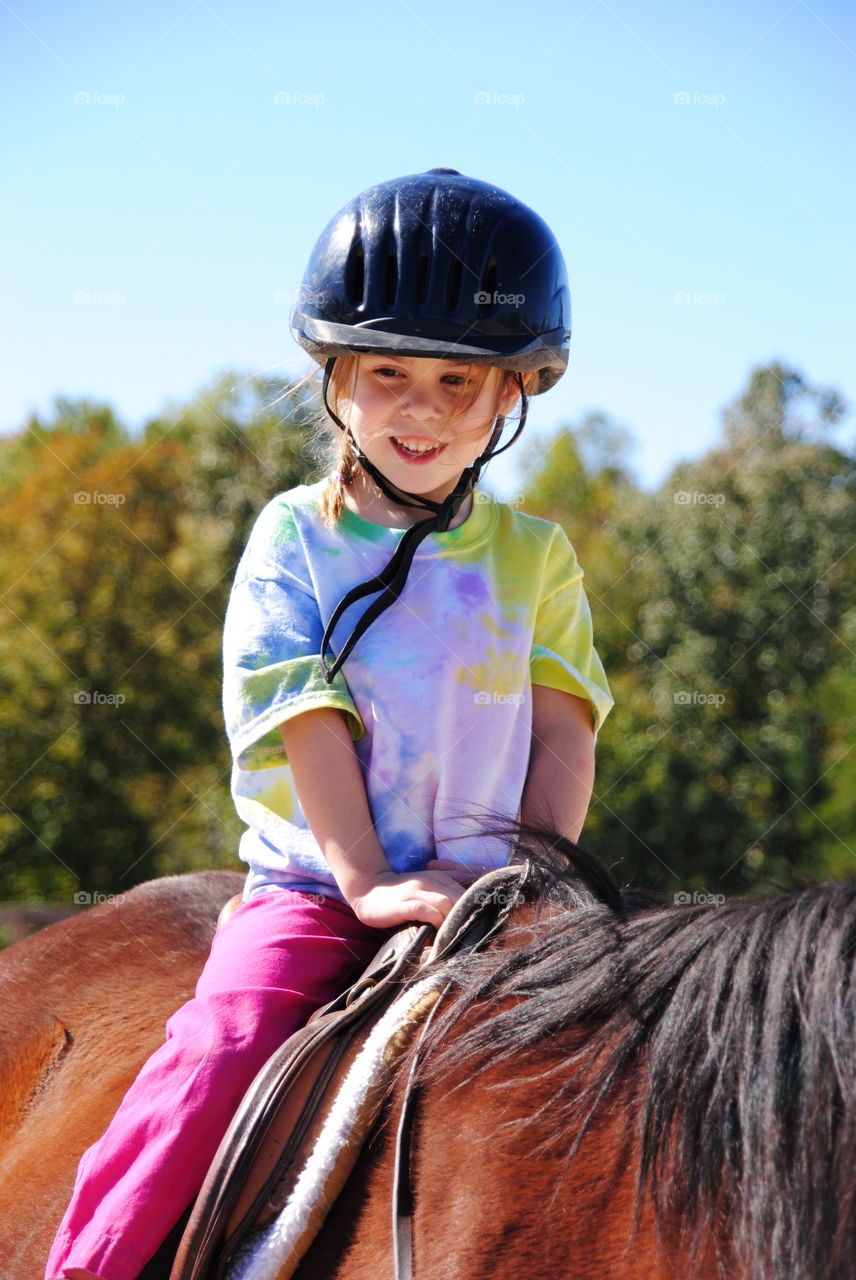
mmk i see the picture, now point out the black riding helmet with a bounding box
[291,169,572,681]
[292,167,571,394]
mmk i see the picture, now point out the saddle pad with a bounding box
[225,975,442,1280]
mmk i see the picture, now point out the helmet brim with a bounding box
[293,314,569,394]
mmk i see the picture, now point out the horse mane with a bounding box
[422,826,856,1280]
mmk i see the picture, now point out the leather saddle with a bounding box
[169,865,528,1280]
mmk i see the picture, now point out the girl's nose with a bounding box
[400,381,442,420]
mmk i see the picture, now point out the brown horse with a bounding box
[3,842,855,1280]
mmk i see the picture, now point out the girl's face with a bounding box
[344,355,520,505]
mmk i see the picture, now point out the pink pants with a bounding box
[45,890,386,1280]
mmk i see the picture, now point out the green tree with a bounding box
[0,376,316,902]
[521,365,855,895]
[144,370,319,567]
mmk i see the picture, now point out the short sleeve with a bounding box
[222,497,364,770]
[529,527,614,733]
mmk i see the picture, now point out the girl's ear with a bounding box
[498,371,529,416]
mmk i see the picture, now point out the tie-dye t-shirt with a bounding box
[223,480,613,900]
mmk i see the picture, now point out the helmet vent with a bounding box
[346,249,365,306]
[481,257,498,302]
[415,253,430,305]
[383,252,398,307]
[445,256,463,311]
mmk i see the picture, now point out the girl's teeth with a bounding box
[394,438,439,455]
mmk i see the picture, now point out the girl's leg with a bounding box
[46,891,384,1280]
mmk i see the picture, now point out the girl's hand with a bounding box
[347,861,482,930]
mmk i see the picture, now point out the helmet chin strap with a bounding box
[318,357,527,682]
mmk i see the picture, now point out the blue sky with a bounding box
[3,0,855,491]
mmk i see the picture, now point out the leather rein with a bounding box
[390,864,531,1279]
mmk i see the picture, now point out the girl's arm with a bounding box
[280,709,474,929]
[521,685,596,842]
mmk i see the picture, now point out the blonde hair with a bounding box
[312,355,530,524]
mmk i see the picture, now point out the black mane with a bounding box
[423,830,856,1280]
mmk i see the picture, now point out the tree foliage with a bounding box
[0,375,316,901]
[521,363,856,895]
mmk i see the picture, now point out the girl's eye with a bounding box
[369,366,474,389]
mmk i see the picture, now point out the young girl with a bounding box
[47,167,613,1280]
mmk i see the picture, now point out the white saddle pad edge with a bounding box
[227,973,442,1280]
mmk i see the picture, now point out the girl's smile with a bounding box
[389,434,447,463]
